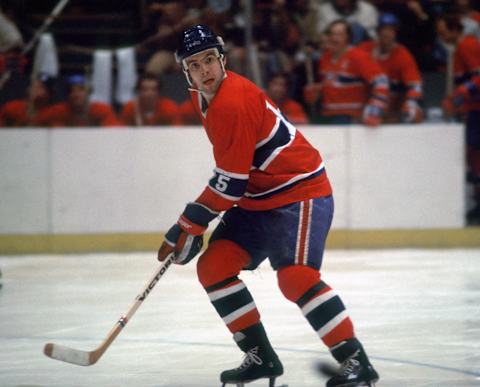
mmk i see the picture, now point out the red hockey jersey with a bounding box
[359,41,422,117]
[454,35,480,112]
[318,46,389,117]
[0,99,51,127]
[121,97,181,126]
[191,71,332,212]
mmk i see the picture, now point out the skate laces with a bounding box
[339,350,361,376]
[238,346,263,370]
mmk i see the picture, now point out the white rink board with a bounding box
[0,124,465,234]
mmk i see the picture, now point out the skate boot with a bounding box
[221,323,284,387]
[326,338,379,387]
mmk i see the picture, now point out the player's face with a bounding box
[29,80,49,102]
[185,49,224,95]
[378,25,396,47]
[68,84,88,110]
[138,79,159,106]
[435,19,456,44]
[327,23,349,54]
[268,76,288,103]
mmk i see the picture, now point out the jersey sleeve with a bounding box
[196,98,258,212]
[398,48,423,101]
[120,101,135,126]
[90,103,121,127]
[355,49,389,107]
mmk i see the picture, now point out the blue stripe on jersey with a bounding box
[253,118,294,169]
[337,74,363,84]
[245,167,325,200]
[208,168,249,201]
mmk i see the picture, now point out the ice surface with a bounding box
[0,249,479,386]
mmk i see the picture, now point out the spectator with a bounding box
[0,73,55,127]
[178,99,202,125]
[359,13,423,123]
[454,0,480,38]
[0,9,26,79]
[121,74,181,126]
[304,19,389,126]
[372,0,444,71]
[39,75,120,127]
[437,14,480,225]
[143,1,202,77]
[266,72,309,125]
[314,0,380,44]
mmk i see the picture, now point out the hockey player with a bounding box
[266,72,309,125]
[120,74,182,126]
[38,75,120,127]
[437,14,480,224]
[0,73,55,127]
[304,19,389,126]
[359,13,424,123]
[157,25,379,387]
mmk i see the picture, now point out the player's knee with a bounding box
[277,265,321,302]
[196,239,251,288]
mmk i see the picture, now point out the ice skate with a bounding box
[220,323,284,387]
[325,348,379,387]
[220,345,284,386]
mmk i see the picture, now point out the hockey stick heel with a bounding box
[43,254,174,366]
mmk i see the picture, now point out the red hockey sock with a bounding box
[197,240,260,333]
[277,265,354,347]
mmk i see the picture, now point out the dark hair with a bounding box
[135,74,161,92]
[326,19,353,43]
[267,72,290,86]
[437,14,464,33]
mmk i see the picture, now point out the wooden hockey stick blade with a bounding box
[43,254,174,366]
[43,320,124,366]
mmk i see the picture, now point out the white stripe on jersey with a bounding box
[244,162,324,198]
[214,167,249,180]
[207,185,242,201]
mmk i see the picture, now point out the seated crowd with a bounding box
[0,0,479,128]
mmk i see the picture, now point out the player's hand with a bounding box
[158,224,203,265]
[362,103,383,127]
[158,202,217,265]
[303,83,322,105]
[452,83,475,107]
[401,100,423,123]
[441,96,455,118]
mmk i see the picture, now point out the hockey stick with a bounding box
[0,0,70,90]
[43,253,175,366]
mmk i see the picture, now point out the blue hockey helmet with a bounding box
[175,24,225,65]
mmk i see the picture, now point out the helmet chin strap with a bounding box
[183,51,227,98]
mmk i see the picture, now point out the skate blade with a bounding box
[221,378,288,387]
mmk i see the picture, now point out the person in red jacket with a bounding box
[0,73,55,127]
[266,72,309,125]
[157,24,379,387]
[178,98,202,125]
[38,75,120,127]
[304,19,389,126]
[437,14,480,224]
[359,13,424,123]
[120,74,182,126]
